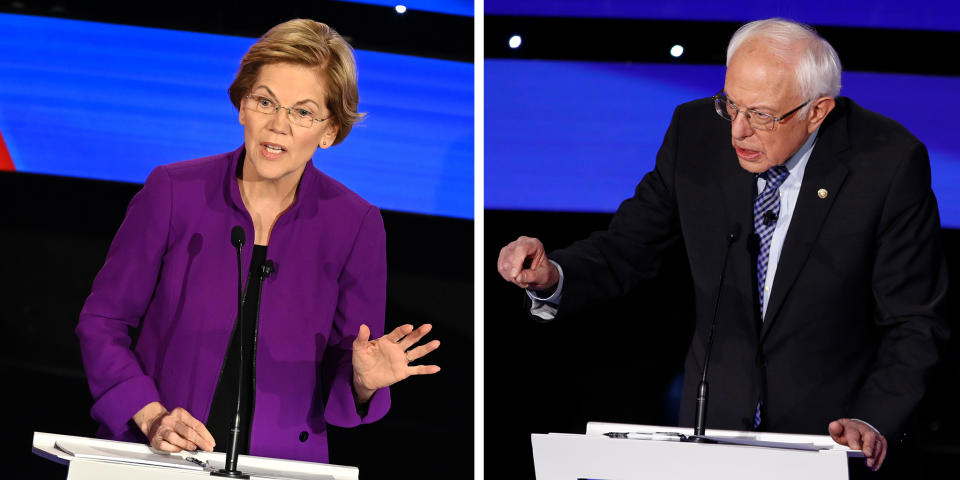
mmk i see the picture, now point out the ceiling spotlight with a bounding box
[509,35,522,49]
[670,44,684,58]
[395,4,407,14]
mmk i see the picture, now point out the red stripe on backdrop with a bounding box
[0,129,14,170]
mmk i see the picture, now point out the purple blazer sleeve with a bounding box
[75,166,170,436]
[322,204,391,427]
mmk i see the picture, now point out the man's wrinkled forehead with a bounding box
[724,45,801,108]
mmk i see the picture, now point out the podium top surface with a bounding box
[584,422,862,457]
[32,432,359,480]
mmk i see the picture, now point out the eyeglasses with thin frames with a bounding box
[713,91,808,131]
[243,94,330,128]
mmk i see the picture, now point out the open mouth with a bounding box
[735,146,761,160]
[261,142,287,158]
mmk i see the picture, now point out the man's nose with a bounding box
[731,111,754,139]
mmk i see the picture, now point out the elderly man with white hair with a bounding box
[498,18,949,472]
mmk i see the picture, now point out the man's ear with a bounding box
[806,96,836,134]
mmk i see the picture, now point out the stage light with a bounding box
[670,44,684,58]
[509,35,522,49]
[395,4,407,14]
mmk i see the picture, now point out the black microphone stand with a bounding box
[213,226,250,479]
[689,225,739,443]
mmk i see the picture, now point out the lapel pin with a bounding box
[817,188,828,199]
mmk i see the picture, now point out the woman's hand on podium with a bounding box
[134,402,216,452]
[352,323,441,403]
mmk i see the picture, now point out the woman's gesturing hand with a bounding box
[352,323,441,403]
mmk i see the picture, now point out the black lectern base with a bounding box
[685,435,719,444]
[211,468,250,479]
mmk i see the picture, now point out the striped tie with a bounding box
[752,165,788,429]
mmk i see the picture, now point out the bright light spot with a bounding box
[509,35,522,49]
[670,44,684,58]
[395,4,407,13]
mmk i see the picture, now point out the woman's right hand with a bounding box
[133,401,216,452]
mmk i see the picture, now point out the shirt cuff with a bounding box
[526,261,564,320]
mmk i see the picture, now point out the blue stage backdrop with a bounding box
[337,0,472,16]
[485,0,960,32]
[0,13,473,219]
[484,60,960,228]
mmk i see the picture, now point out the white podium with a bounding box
[532,422,862,480]
[32,432,358,480]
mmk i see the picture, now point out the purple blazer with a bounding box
[76,147,389,463]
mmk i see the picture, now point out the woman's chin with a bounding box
[254,162,311,184]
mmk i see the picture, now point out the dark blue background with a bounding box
[0,13,473,218]
[484,1,960,227]
[485,61,960,227]
[338,0,472,16]
[486,0,960,31]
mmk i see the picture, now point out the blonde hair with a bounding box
[229,19,363,145]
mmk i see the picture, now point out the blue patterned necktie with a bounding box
[753,165,790,312]
[752,165,789,429]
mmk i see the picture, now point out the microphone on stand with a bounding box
[213,226,249,479]
[262,260,275,279]
[762,210,778,226]
[690,224,740,443]
[251,259,274,327]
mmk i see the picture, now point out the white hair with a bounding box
[726,18,842,118]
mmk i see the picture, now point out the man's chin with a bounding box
[737,156,769,174]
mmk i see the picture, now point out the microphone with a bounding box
[762,210,778,226]
[231,226,245,249]
[214,226,249,479]
[261,259,275,279]
[691,224,740,442]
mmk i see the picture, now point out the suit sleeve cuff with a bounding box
[323,363,391,427]
[89,375,160,438]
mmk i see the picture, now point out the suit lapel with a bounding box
[760,107,850,342]
[719,149,756,328]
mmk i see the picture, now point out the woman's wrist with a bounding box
[352,373,376,404]
[133,401,167,436]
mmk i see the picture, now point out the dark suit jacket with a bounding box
[549,97,949,438]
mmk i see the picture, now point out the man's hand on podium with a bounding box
[828,418,886,471]
[134,402,216,453]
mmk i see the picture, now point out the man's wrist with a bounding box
[850,418,881,436]
[528,260,564,303]
[530,283,558,298]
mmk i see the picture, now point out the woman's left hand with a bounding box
[352,323,441,403]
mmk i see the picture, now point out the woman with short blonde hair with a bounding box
[77,19,439,465]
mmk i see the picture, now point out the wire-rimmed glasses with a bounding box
[713,91,808,131]
[243,94,329,128]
